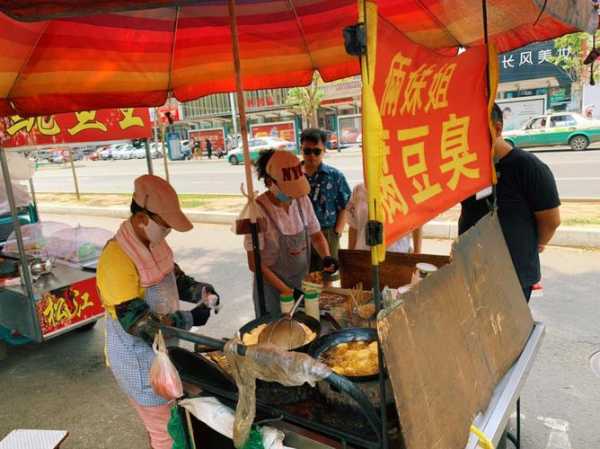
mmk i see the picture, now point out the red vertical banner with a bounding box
[373,16,494,246]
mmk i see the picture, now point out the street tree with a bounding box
[285,72,324,128]
[548,33,592,83]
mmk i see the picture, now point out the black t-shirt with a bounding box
[459,148,560,288]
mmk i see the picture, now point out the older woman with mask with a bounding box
[245,149,338,317]
[97,175,220,449]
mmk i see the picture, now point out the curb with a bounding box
[38,204,600,249]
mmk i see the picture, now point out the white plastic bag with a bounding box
[179,397,296,449]
[150,330,183,400]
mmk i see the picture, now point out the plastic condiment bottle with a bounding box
[304,290,320,321]
[280,294,295,314]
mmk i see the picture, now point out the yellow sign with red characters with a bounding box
[372,15,494,247]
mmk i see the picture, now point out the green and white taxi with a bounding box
[503,112,600,151]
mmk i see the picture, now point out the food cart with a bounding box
[0,0,595,448]
[0,108,155,358]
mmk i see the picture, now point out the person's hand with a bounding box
[538,244,546,253]
[322,256,339,273]
[190,304,211,326]
[194,282,221,311]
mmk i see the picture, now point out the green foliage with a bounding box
[285,72,324,127]
[549,32,598,84]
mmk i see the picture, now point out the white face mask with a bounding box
[142,217,171,244]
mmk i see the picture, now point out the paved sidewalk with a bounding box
[38,202,600,249]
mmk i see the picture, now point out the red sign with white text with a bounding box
[251,121,296,143]
[189,128,225,153]
[373,16,493,245]
[36,277,104,338]
[0,108,152,147]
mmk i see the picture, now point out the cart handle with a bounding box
[160,324,383,442]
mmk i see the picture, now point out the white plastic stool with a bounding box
[0,430,68,449]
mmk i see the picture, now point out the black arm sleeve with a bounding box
[115,298,189,345]
[174,263,218,304]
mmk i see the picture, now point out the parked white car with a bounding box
[133,147,146,159]
[112,144,134,160]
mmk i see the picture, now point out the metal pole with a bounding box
[0,147,41,342]
[28,178,37,211]
[144,138,154,175]
[161,123,171,183]
[228,0,266,317]
[229,92,239,136]
[69,147,81,201]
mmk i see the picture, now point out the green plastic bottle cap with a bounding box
[280,294,294,302]
[305,291,319,300]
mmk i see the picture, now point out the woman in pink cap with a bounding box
[97,175,220,449]
[245,150,338,317]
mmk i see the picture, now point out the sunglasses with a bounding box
[302,147,322,156]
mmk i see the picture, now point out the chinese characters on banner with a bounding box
[0,108,152,147]
[36,277,104,338]
[373,16,493,246]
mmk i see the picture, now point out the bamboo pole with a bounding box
[228,0,266,317]
[228,0,254,201]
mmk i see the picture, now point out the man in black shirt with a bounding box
[459,104,561,301]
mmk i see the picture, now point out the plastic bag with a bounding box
[224,340,331,448]
[150,330,183,400]
[179,397,296,449]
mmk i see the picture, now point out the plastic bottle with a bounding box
[304,290,320,321]
[280,294,295,314]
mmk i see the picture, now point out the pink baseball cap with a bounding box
[266,150,310,198]
[133,175,193,232]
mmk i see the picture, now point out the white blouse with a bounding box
[347,183,412,253]
[244,193,321,266]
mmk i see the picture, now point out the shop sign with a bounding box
[189,128,225,153]
[36,277,104,338]
[373,15,493,245]
[246,96,275,109]
[0,108,152,147]
[250,121,296,143]
[322,76,362,101]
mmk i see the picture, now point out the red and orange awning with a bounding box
[0,0,596,117]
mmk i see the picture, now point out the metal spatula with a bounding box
[258,295,306,350]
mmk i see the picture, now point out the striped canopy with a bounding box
[0,0,596,116]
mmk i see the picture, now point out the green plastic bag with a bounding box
[168,406,190,449]
[241,427,264,449]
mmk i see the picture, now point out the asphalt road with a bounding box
[30,145,600,199]
[1,216,599,449]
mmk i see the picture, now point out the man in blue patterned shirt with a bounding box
[301,128,351,280]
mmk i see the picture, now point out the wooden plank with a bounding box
[339,250,450,289]
[378,214,534,449]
